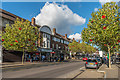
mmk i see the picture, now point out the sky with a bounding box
[1,0,119,41]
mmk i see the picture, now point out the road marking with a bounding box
[79,66,85,70]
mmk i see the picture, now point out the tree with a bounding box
[81,2,120,68]
[69,41,96,55]
[2,18,39,64]
[69,40,79,53]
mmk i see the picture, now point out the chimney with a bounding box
[65,34,67,38]
[53,28,56,34]
[78,40,80,43]
[31,17,35,25]
[73,38,75,41]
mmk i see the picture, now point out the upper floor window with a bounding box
[56,38,60,42]
[56,44,58,49]
[43,41,46,47]
[52,37,54,40]
[61,39,63,43]
[52,44,54,49]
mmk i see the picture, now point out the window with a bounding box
[43,41,46,47]
[61,39,63,43]
[52,37,54,40]
[47,41,49,48]
[56,44,58,49]
[46,34,47,38]
[52,44,54,49]
[43,33,45,37]
[54,37,56,41]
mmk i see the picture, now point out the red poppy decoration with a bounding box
[36,53,39,55]
[73,46,74,47]
[91,21,93,23]
[89,39,93,42]
[108,43,111,45]
[33,43,35,45]
[2,39,4,41]
[28,39,31,41]
[118,40,120,43]
[10,44,13,46]
[19,28,22,30]
[15,40,18,43]
[102,15,105,18]
[114,47,116,48]
[103,26,107,29]
[104,44,107,46]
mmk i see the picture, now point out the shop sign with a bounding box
[51,52,55,54]
[39,48,52,52]
[36,53,39,55]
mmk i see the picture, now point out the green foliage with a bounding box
[68,41,96,54]
[2,18,39,52]
[81,2,120,52]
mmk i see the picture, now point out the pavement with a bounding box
[99,64,118,78]
[76,64,119,79]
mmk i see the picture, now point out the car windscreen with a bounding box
[87,59,97,62]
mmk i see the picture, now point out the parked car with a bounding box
[85,59,99,69]
[83,57,88,61]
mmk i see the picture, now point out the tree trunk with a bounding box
[108,46,111,68]
[22,48,25,64]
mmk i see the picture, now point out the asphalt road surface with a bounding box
[2,61,85,78]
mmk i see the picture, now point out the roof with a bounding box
[55,33,72,42]
[0,8,26,21]
[0,8,41,28]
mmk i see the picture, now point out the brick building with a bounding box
[32,17,72,61]
[0,9,26,62]
[1,9,72,62]
[51,28,72,61]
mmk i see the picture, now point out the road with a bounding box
[2,61,85,78]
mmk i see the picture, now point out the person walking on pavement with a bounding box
[30,55,33,62]
[106,58,109,68]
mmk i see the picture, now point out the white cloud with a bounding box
[94,8,98,12]
[35,2,86,35]
[68,33,82,40]
[99,0,120,5]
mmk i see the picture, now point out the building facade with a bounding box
[1,9,72,62]
[51,28,71,61]
[0,9,26,62]
[32,17,72,61]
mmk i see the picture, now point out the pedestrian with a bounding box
[106,59,109,68]
[30,55,33,62]
[56,57,58,62]
[42,55,44,62]
[50,57,52,62]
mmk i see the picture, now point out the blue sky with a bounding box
[2,2,102,39]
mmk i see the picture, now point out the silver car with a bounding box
[85,59,99,69]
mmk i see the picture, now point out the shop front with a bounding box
[25,52,40,62]
[38,48,52,62]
